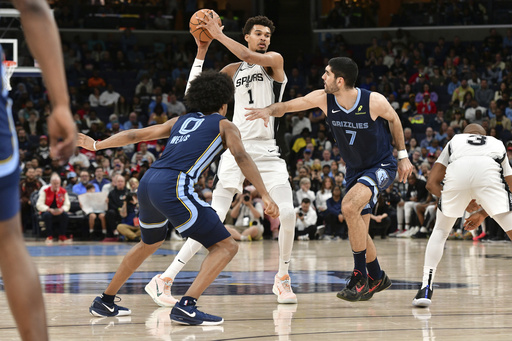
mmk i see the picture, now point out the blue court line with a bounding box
[26,244,178,257]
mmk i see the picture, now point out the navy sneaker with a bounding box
[89,296,131,317]
[170,303,223,326]
[412,286,433,308]
[336,270,369,302]
[360,271,392,301]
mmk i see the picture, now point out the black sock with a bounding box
[179,296,197,306]
[101,293,115,304]
[352,249,367,277]
[366,258,383,280]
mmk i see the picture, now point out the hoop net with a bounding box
[2,60,16,91]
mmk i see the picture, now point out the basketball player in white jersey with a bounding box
[144,15,297,305]
[413,123,512,307]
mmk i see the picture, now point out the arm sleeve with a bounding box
[185,58,204,95]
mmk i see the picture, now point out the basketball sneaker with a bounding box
[272,274,298,304]
[145,274,178,307]
[89,296,131,317]
[170,302,223,325]
[336,270,369,302]
[359,271,392,301]
[412,285,433,308]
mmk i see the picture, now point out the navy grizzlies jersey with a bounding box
[0,46,19,178]
[151,112,226,181]
[325,88,393,171]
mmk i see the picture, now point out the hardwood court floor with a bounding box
[1,237,512,340]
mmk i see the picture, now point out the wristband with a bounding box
[397,150,408,160]
[93,140,98,151]
[185,58,204,94]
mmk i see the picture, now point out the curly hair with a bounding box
[243,15,275,36]
[184,70,234,115]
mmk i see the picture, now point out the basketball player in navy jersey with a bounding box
[246,57,414,302]
[144,15,298,307]
[80,71,279,325]
[1,1,76,340]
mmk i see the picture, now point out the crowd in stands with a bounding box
[10,16,512,243]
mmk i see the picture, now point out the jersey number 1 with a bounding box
[248,89,254,104]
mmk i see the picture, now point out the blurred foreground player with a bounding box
[0,1,76,340]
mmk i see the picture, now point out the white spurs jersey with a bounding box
[437,133,510,169]
[232,62,287,141]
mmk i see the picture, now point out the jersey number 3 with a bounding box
[467,135,486,146]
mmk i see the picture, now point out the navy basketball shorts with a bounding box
[345,160,397,215]
[0,168,21,221]
[138,168,230,248]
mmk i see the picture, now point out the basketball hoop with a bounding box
[2,60,17,91]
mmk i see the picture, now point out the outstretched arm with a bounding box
[77,118,176,151]
[220,120,279,218]
[184,36,212,94]
[13,0,76,163]
[245,89,327,127]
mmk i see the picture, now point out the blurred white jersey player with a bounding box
[413,124,512,307]
[145,15,298,306]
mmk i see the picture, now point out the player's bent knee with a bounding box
[279,206,295,229]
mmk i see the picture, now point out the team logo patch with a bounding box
[375,168,390,188]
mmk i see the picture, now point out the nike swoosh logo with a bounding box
[175,306,196,318]
[381,163,390,166]
[332,109,341,113]
[194,65,201,68]
[101,303,115,313]
[156,282,162,297]
[356,285,365,293]
[268,149,276,153]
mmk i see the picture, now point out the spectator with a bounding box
[164,92,186,117]
[294,177,316,207]
[490,108,512,136]
[315,176,333,226]
[295,198,318,241]
[416,92,437,115]
[369,193,392,239]
[395,172,428,237]
[324,185,347,240]
[81,183,107,239]
[123,112,143,130]
[23,110,44,137]
[65,171,77,193]
[68,147,90,169]
[105,175,129,241]
[131,142,156,164]
[475,79,494,107]
[116,192,140,242]
[135,75,153,96]
[99,84,120,107]
[36,173,71,244]
[36,135,51,167]
[20,167,42,231]
[73,170,99,195]
[87,70,106,89]
[91,167,110,191]
[88,87,101,107]
[465,99,487,123]
[452,78,474,105]
[148,103,167,125]
[225,189,265,241]
[114,96,131,117]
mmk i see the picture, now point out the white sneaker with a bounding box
[389,230,403,237]
[396,229,410,238]
[145,274,178,307]
[298,235,309,241]
[272,274,298,304]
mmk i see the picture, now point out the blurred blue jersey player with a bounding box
[0,1,76,340]
[245,57,414,302]
[80,70,279,325]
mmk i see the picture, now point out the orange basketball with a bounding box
[189,9,222,42]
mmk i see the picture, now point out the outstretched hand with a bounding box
[261,194,280,219]
[47,105,77,165]
[244,108,271,127]
[77,133,96,151]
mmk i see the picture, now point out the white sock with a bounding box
[421,266,436,288]
[270,185,295,278]
[161,238,203,280]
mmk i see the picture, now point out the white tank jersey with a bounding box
[437,133,510,171]
[232,62,287,141]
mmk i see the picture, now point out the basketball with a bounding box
[189,9,222,42]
